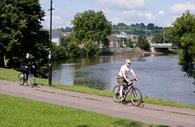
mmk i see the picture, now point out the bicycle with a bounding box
[18,66,35,87]
[112,78,142,106]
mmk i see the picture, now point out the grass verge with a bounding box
[0,67,195,109]
[0,93,167,127]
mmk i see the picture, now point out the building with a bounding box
[109,32,129,48]
[52,29,63,46]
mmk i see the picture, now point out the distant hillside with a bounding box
[112,23,163,36]
[59,23,163,36]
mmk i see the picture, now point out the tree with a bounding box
[137,35,150,51]
[147,23,155,30]
[0,0,49,77]
[170,11,195,78]
[72,10,112,48]
[125,38,137,48]
[152,27,172,44]
[139,23,146,29]
[117,23,128,28]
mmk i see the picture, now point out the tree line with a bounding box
[112,22,163,35]
[59,22,163,36]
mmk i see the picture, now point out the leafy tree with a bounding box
[147,23,155,30]
[152,32,163,43]
[139,23,146,29]
[84,39,100,56]
[137,35,150,51]
[125,38,136,48]
[67,41,81,57]
[170,11,195,78]
[51,44,67,60]
[0,0,49,77]
[72,10,112,47]
[152,28,172,44]
[117,23,128,28]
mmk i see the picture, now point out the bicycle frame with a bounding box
[18,66,35,87]
[123,83,134,97]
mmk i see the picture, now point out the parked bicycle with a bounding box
[112,78,142,106]
[18,65,35,87]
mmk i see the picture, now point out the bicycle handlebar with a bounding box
[125,78,139,86]
[130,78,139,81]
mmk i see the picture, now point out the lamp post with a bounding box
[48,0,54,86]
[163,29,165,43]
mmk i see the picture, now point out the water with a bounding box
[52,54,195,105]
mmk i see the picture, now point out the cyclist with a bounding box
[21,52,35,82]
[117,59,138,103]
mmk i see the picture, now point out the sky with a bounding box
[40,0,195,29]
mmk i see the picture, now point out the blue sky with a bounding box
[40,0,195,29]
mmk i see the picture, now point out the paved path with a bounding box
[0,80,195,127]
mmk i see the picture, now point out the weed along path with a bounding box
[0,80,195,127]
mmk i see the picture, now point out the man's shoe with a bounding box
[119,97,125,103]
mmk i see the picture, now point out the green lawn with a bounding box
[0,94,167,127]
[0,67,195,109]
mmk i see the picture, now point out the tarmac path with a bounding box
[0,80,195,127]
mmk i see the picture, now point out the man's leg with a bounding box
[117,76,125,103]
[119,85,123,98]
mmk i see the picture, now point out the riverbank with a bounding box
[0,67,195,109]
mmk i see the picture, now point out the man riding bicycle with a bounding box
[117,59,138,103]
[21,52,35,81]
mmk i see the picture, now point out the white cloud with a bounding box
[170,1,194,14]
[99,0,144,10]
[42,15,65,29]
[99,0,157,25]
[145,12,155,20]
[105,10,155,25]
[158,10,165,15]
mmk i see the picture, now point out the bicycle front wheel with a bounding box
[18,73,25,86]
[130,87,142,106]
[28,74,35,87]
[112,85,121,103]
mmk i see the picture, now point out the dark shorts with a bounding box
[117,75,125,86]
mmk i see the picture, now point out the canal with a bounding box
[53,53,195,105]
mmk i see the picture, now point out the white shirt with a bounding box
[118,64,134,77]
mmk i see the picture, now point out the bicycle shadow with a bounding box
[77,125,89,127]
[113,119,144,127]
[113,120,168,127]
[121,100,145,108]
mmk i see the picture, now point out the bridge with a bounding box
[150,43,173,52]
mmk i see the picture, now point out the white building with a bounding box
[52,29,63,46]
[109,33,129,48]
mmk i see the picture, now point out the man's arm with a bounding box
[130,69,137,79]
[122,71,129,81]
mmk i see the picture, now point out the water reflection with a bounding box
[53,53,195,105]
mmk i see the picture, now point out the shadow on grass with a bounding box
[77,125,89,127]
[113,120,169,127]
[113,120,143,127]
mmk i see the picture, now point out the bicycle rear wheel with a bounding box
[27,74,35,87]
[18,73,25,86]
[112,85,121,103]
[130,87,142,106]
